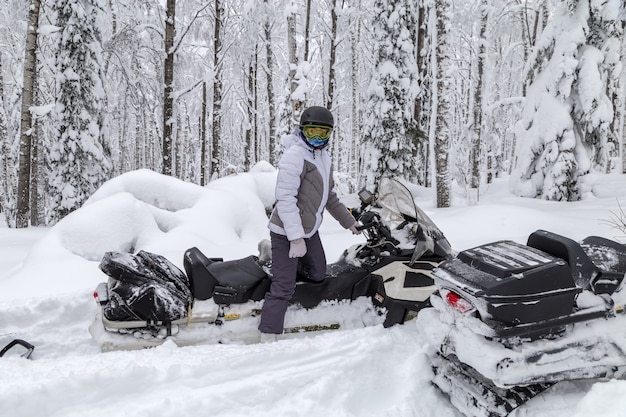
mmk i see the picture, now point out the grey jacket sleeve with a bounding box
[326,173,357,229]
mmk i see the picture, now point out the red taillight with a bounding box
[442,289,474,314]
[93,283,109,306]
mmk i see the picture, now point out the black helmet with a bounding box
[299,106,334,128]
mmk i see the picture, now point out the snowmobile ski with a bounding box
[100,307,263,331]
[283,323,340,333]
[0,339,35,359]
[90,311,342,351]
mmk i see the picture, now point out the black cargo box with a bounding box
[434,240,581,325]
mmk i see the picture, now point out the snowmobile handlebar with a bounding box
[357,211,380,230]
[357,211,399,249]
[356,221,374,231]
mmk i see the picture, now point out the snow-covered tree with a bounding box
[210,0,224,180]
[468,0,488,195]
[0,52,17,225]
[434,0,452,208]
[261,0,278,167]
[361,0,418,190]
[48,0,111,222]
[511,0,623,201]
[413,0,431,187]
[162,0,175,177]
[0,1,32,227]
[7,0,621,217]
[15,0,41,228]
[240,1,261,173]
[276,1,311,142]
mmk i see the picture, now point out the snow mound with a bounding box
[1,169,277,302]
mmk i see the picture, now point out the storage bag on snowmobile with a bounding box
[99,251,193,323]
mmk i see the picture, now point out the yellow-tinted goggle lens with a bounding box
[302,125,332,140]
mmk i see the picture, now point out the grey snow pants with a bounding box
[258,231,326,334]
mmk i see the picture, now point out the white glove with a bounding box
[349,222,362,235]
[289,238,307,258]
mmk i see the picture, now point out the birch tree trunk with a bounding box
[350,6,362,181]
[253,49,258,168]
[245,51,257,171]
[326,0,338,111]
[0,53,11,219]
[618,18,626,174]
[263,1,277,166]
[414,2,426,126]
[521,0,535,95]
[434,0,452,208]
[201,81,207,185]
[16,0,41,228]
[211,0,223,179]
[470,0,488,194]
[134,103,141,169]
[29,62,41,226]
[606,6,624,173]
[303,0,312,62]
[287,5,302,122]
[162,0,176,176]
[415,1,430,186]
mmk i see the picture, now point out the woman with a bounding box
[259,106,359,339]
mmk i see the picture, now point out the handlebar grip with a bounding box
[357,222,375,230]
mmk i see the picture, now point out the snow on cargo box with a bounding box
[432,239,581,326]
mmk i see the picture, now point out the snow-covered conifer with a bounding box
[361,0,418,190]
[512,0,623,201]
[48,0,111,222]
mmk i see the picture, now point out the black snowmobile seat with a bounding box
[184,247,222,300]
[209,256,269,304]
[526,230,600,291]
[184,247,269,304]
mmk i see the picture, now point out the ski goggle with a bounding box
[301,124,333,141]
[305,137,329,148]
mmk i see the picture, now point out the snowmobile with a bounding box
[89,177,453,351]
[417,229,626,417]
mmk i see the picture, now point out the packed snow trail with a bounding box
[0,319,456,417]
[0,291,100,359]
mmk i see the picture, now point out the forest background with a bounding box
[0,0,624,228]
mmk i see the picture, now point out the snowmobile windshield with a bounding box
[376,177,452,260]
[376,177,419,231]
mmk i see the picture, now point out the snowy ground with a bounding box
[3,165,626,417]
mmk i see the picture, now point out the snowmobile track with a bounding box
[432,353,552,417]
